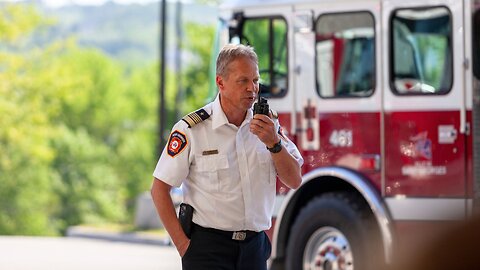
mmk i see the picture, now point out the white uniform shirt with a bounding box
[153,95,303,232]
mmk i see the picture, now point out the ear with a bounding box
[216,75,224,91]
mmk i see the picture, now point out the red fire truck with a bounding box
[215,0,480,269]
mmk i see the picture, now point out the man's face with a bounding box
[216,56,260,112]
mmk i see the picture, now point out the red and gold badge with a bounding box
[167,130,187,157]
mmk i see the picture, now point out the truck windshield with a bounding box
[239,17,288,98]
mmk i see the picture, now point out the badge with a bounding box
[167,130,187,157]
[202,149,218,156]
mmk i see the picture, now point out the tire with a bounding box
[285,192,380,270]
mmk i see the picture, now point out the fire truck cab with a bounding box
[217,0,480,269]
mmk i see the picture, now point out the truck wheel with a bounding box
[285,192,379,270]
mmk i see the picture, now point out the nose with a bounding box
[247,81,258,93]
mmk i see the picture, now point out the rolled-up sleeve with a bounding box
[275,120,304,167]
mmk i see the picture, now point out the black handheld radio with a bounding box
[253,94,269,115]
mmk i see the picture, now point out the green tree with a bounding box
[180,22,216,113]
[44,45,130,230]
[116,63,161,214]
[0,2,218,235]
[0,4,60,235]
[0,4,130,234]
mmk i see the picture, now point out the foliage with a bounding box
[0,2,215,235]
[0,5,60,235]
[0,4,135,234]
[181,22,216,113]
[0,4,50,43]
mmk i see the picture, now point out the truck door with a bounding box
[383,0,467,220]
[473,0,480,211]
[286,2,386,270]
[293,1,382,184]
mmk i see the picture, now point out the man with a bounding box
[151,44,303,270]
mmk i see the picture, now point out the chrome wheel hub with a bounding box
[303,227,353,270]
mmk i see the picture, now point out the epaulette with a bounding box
[270,109,279,119]
[182,108,210,128]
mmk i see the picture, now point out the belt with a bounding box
[192,223,260,241]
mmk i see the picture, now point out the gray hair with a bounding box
[216,44,258,78]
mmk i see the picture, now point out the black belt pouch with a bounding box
[179,203,194,238]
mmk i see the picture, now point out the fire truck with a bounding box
[215,0,480,269]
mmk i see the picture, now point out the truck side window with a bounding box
[240,17,288,98]
[315,12,375,98]
[391,7,452,94]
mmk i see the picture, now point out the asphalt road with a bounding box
[0,236,181,270]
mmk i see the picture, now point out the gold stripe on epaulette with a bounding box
[183,116,196,127]
[187,113,200,125]
[181,108,210,128]
[190,113,201,123]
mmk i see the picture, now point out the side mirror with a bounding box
[228,11,245,41]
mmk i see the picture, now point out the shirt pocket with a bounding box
[194,154,230,192]
[256,147,276,185]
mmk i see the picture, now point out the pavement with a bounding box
[0,236,181,270]
[66,225,172,246]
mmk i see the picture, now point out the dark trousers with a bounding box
[181,224,271,270]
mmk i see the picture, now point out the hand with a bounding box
[250,113,279,148]
[177,238,191,257]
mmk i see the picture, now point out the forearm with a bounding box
[249,115,302,189]
[150,178,189,253]
[271,147,302,189]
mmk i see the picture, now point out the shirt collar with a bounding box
[211,94,229,130]
[211,94,254,130]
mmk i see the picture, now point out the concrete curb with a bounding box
[66,226,171,246]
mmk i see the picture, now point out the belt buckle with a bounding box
[232,231,247,241]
